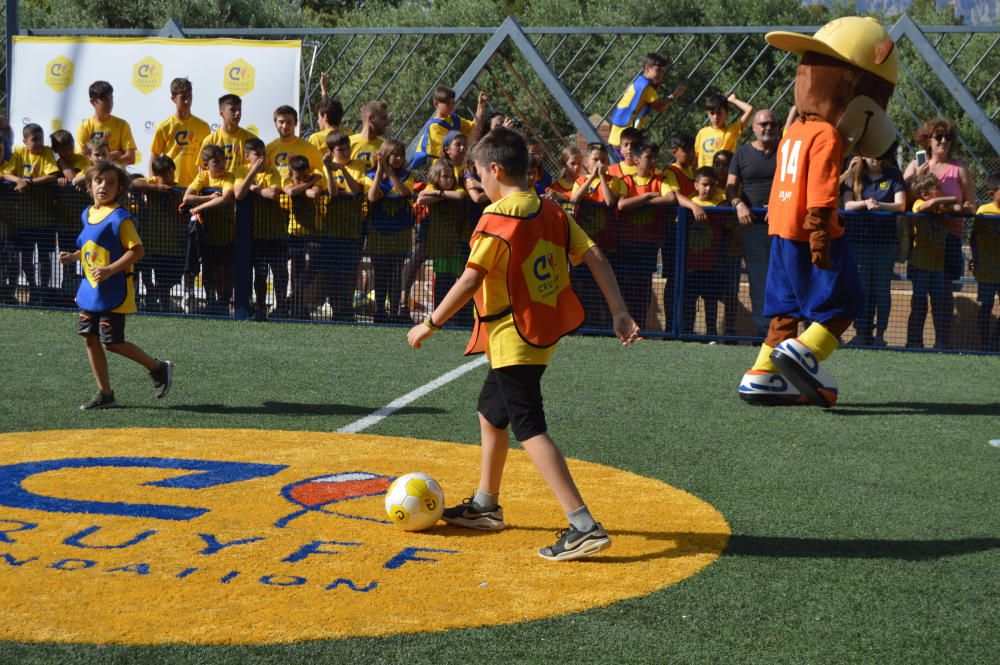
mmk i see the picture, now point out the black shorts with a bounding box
[78,311,126,344]
[477,365,548,442]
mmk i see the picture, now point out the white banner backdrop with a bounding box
[10,36,301,173]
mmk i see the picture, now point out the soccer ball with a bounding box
[384,472,445,531]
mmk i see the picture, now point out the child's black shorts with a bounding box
[78,311,126,344]
[477,365,548,442]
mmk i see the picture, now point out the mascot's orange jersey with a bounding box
[464,198,585,355]
[767,118,844,242]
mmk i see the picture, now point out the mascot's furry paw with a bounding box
[738,370,808,406]
[769,339,839,407]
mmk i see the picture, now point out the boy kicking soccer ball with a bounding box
[407,128,639,561]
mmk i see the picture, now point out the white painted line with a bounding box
[338,355,489,434]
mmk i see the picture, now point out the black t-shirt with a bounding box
[729,142,777,212]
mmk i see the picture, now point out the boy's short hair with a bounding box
[85,160,131,196]
[151,155,176,177]
[705,93,730,113]
[470,126,529,178]
[586,142,608,158]
[325,130,351,152]
[713,149,734,165]
[560,144,582,163]
[360,100,388,120]
[288,155,311,172]
[442,130,465,151]
[84,138,110,156]
[218,94,242,110]
[986,172,1000,193]
[642,53,669,69]
[618,128,644,145]
[433,86,457,105]
[427,158,455,187]
[527,155,543,172]
[50,129,75,150]
[244,137,266,154]
[670,133,695,151]
[170,77,192,97]
[694,166,717,181]
[273,105,298,122]
[22,123,43,139]
[911,172,940,196]
[637,140,660,156]
[88,80,113,101]
[201,144,226,162]
[317,97,344,126]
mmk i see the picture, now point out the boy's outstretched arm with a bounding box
[582,246,641,345]
[407,266,485,349]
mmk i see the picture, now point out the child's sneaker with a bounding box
[80,391,119,411]
[442,497,505,531]
[538,523,611,561]
[149,360,173,399]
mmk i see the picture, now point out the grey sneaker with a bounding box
[81,391,119,411]
[538,523,611,561]
[150,360,173,399]
[442,497,505,531]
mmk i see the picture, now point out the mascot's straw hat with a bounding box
[766,17,898,85]
[766,17,899,156]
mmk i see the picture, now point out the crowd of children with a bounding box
[1,59,999,352]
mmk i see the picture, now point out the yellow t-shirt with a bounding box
[307,126,346,153]
[466,191,595,368]
[691,190,727,207]
[909,199,949,272]
[349,134,384,174]
[201,126,258,173]
[328,161,368,195]
[85,205,142,314]
[265,136,324,185]
[61,152,91,174]
[151,114,212,187]
[232,166,285,240]
[189,170,235,193]
[76,116,137,155]
[695,122,746,168]
[973,202,1000,283]
[1,145,60,178]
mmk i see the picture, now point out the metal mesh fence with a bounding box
[3,183,999,354]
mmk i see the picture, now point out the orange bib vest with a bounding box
[666,163,695,197]
[620,174,665,244]
[464,198,585,355]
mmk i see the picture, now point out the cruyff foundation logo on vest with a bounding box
[0,429,729,645]
[45,56,74,94]
[523,239,566,306]
[80,241,109,287]
[132,57,163,96]
[224,59,255,95]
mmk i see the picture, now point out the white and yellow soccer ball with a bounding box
[384,472,445,531]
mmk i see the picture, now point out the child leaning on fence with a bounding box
[406,126,640,561]
[133,156,186,313]
[235,137,288,321]
[365,139,416,324]
[320,131,367,321]
[58,161,172,410]
[684,166,729,337]
[906,171,971,349]
[972,173,1000,351]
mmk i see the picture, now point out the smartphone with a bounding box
[916,150,927,166]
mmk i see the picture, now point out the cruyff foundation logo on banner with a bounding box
[132,56,163,96]
[224,58,255,95]
[45,56,74,94]
[0,429,729,645]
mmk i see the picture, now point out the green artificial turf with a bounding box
[1,308,997,664]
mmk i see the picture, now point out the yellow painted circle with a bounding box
[0,429,729,644]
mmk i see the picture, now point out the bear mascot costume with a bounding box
[739,17,899,407]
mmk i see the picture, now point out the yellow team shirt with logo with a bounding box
[201,126,258,173]
[86,205,142,314]
[75,116,137,155]
[973,202,1000,283]
[1,145,60,178]
[466,191,595,369]
[307,126,346,153]
[349,134,384,174]
[151,115,212,187]
[695,122,746,168]
[690,190,727,207]
[328,161,368,195]
[265,136,323,185]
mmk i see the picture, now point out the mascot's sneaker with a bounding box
[738,370,807,406]
[769,339,839,407]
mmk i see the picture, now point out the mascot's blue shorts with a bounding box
[763,236,863,323]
